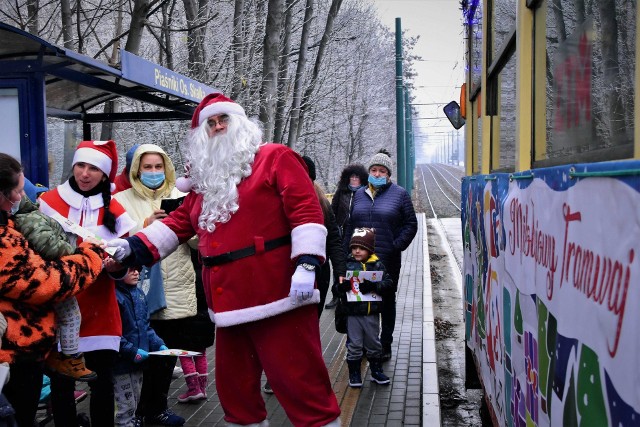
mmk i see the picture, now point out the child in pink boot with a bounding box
[177,352,208,403]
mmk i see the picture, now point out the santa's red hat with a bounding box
[72,140,118,190]
[191,93,246,129]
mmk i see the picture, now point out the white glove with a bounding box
[289,265,316,304]
[107,238,131,262]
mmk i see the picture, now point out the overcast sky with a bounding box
[368,0,465,164]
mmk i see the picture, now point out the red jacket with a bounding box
[137,144,327,327]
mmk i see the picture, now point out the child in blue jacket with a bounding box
[112,266,167,427]
[336,228,394,388]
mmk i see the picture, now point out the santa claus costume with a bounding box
[112,94,341,427]
[39,139,136,426]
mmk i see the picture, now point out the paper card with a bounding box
[148,349,202,357]
[344,270,383,302]
[50,212,117,256]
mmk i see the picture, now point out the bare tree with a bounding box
[259,0,285,141]
[273,0,296,143]
[293,0,343,144]
[231,0,246,99]
[183,0,209,80]
[286,0,314,149]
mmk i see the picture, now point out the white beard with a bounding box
[186,115,264,232]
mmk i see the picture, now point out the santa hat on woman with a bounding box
[72,140,118,191]
[176,93,246,193]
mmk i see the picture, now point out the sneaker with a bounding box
[324,297,339,309]
[46,351,97,382]
[348,371,363,388]
[145,409,185,426]
[262,381,274,394]
[370,370,391,385]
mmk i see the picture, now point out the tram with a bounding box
[453,1,640,425]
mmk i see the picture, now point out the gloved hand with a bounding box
[358,279,376,294]
[134,349,149,363]
[289,265,316,304]
[159,345,169,351]
[107,238,131,262]
[336,280,352,293]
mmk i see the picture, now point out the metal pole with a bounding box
[395,18,406,189]
[404,87,413,193]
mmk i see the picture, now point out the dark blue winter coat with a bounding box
[114,281,165,375]
[336,254,394,316]
[346,182,418,289]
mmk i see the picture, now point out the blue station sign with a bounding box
[121,50,218,103]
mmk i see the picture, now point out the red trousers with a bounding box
[216,305,340,426]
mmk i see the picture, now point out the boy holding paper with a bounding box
[336,228,394,388]
[110,264,167,427]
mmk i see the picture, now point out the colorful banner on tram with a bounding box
[462,161,640,426]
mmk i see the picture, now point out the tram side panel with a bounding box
[461,161,640,427]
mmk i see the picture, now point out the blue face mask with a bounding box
[140,172,165,189]
[368,174,387,188]
[348,184,362,192]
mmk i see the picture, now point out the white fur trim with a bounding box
[322,418,341,427]
[213,290,320,328]
[175,176,193,192]
[198,102,246,126]
[225,420,269,427]
[72,147,112,176]
[291,223,327,260]
[139,220,180,259]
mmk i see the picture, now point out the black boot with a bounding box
[325,296,339,309]
[369,358,390,385]
[347,359,362,388]
[381,343,392,362]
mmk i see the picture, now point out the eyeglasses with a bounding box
[207,115,230,128]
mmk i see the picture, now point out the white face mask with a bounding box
[9,199,20,215]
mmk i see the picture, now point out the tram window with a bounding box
[496,53,516,172]
[491,0,516,61]
[466,1,483,91]
[544,2,636,165]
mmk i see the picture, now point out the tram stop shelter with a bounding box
[0,22,218,185]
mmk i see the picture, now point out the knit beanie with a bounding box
[350,227,376,253]
[368,149,393,176]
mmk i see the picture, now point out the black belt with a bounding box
[201,235,291,267]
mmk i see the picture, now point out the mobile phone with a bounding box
[160,196,185,214]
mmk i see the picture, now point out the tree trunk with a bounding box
[26,0,39,34]
[551,0,566,43]
[183,0,209,80]
[231,0,246,99]
[273,0,295,143]
[60,0,74,49]
[295,0,343,143]
[259,0,285,141]
[286,0,314,149]
[125,0,150,54]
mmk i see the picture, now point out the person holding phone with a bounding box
[113,144,198,426]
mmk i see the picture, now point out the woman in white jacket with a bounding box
[114,144,212,425]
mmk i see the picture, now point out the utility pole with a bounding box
[395,18,406,189]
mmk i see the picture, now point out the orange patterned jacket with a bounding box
[0,212,103,363]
